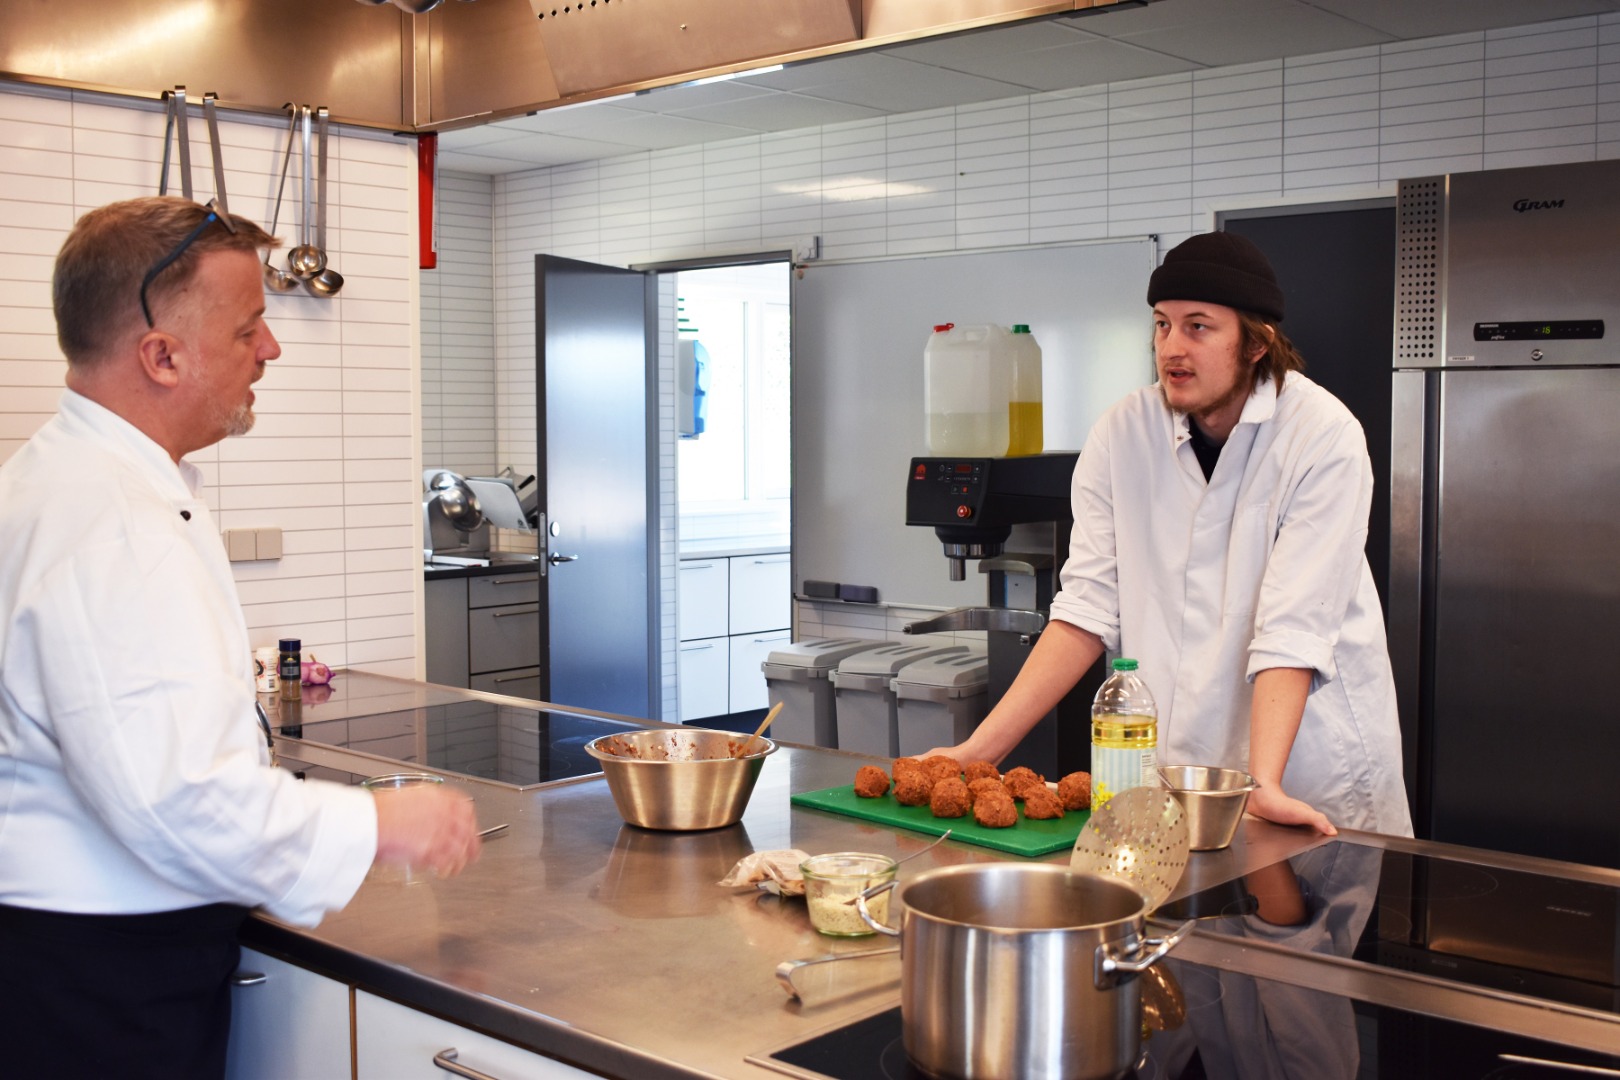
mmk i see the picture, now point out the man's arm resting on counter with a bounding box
[927,620,1104,765]
[1247,666,1336,836]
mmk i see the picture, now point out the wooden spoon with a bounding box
[734,701,783,758]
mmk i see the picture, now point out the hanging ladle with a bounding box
[263,104,299,293]
[286,106,325,280]
[304,106,344,297]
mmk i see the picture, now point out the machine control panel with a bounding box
[1474,320,1604,341]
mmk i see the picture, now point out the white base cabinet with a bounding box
[225,948,352,1080]
[678,551,790,721]
[356,990,595,1079]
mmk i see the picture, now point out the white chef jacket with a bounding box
[0,391,376,925]
[1049,371,1413,835]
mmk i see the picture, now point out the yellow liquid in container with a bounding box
[1091,712,1157,811]
[1007,401,1044,456]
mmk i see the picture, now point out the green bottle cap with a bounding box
[1112,658,1138,671]
[1012,324,1030,333]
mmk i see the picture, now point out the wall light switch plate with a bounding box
[224,529,257,562]
[254,528,283,560]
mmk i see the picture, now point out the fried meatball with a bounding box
[894,769,934,806]
[973,790,1018,828]
[853,765,891,799]
[922,755,963,785]
[930,777,972,818]
[1002,766,1046,801]
[967,777,1005,802]
[1022,786,1066,820]
[963,760,1000,785]
[1058,771,1092,811]
[893,756,923,777]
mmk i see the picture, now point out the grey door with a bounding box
[537,255,657,718]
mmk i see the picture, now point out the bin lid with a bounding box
[891,648,989,690]
[763,637,884,674]
[837,642,966,679]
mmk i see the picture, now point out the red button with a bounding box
[956,505,972,519]
[913,463,927,480]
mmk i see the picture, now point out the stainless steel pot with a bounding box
[858,863,1192,1080]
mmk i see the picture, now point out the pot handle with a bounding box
[1094,918,1195,990]
[855,879,901,936]
[775,947,901,999]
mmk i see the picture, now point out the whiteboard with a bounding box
[792,239,1156,610]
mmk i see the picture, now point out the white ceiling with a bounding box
[437,0,1620,174]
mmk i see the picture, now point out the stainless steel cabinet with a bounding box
[355,990,594,1079]
[225,948,351,1080]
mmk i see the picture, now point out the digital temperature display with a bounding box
[1474,320,1604,341]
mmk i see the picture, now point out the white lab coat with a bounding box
[0,391,376,926]
[1049,372,1413,835]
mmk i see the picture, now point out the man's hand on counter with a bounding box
[373,786,482,879]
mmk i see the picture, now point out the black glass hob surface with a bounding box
[760,839,1620,1080]
[270,699,639,787]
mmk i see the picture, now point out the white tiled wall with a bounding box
[485,13,1619,648]
[0,83,423,677]
[421,171,495,476]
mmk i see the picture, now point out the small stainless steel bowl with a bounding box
[1159,765,1257,851]
[584,728,776,831]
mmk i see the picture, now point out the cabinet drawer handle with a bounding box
[681,642,715,652]
[751,557,790,565]
[752,636,790,644]
[679,562,716,570]
[491,607,539,619]
[432,1048,507,1080]
[229,971,266,987]
[491,673,536,684]
[488,576,537,585]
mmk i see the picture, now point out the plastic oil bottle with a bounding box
[1091,657,1158,811]
[1007,324,1043,456]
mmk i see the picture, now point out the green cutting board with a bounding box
[791,784,1089,858]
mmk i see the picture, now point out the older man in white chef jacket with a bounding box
[0,196,482,1080]
[934,231,1413,838]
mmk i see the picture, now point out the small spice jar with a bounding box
[253,646,280,694]
[800,852,897,937]
[277,638,301,701]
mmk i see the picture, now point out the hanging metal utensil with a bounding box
[305,106,344,297]
[202,93,231,218]
[173,87,194,201]
[263,104,300,293]
[156,90,176,195]
[286,106,325,280]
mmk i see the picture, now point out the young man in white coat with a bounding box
[936,232,1413,837]
[0,197,483,1079]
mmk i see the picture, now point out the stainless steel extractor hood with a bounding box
[526,0,861,97]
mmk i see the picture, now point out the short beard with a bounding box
[220,400,256,438]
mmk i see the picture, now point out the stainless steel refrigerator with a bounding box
[1390,159,1620,869]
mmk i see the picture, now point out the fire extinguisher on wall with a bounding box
[418,132,438,270]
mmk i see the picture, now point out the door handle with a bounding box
[548,553,578,566]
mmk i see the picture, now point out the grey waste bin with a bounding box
[761,638,885,748]
[892,648,990,757]
[831,643,967,758]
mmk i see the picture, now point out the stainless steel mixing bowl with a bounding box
[1158,765,1257,851]
[584,728,777,830]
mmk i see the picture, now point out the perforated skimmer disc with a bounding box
[1070,786,1190,911]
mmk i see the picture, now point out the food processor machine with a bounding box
[902,453,1098,775]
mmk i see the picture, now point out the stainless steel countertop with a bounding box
[247,673,1620,1078]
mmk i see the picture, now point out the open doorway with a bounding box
[660,260,793,729]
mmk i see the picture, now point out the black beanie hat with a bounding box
[1146,231,1285,322]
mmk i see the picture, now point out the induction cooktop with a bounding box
[752,839,1620,1080]
[270,697,640,788]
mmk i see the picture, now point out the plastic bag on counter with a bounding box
[719,849,810,896]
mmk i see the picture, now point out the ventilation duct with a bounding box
[527,0,860,97]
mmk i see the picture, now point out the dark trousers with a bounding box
[0,901,249,1080]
